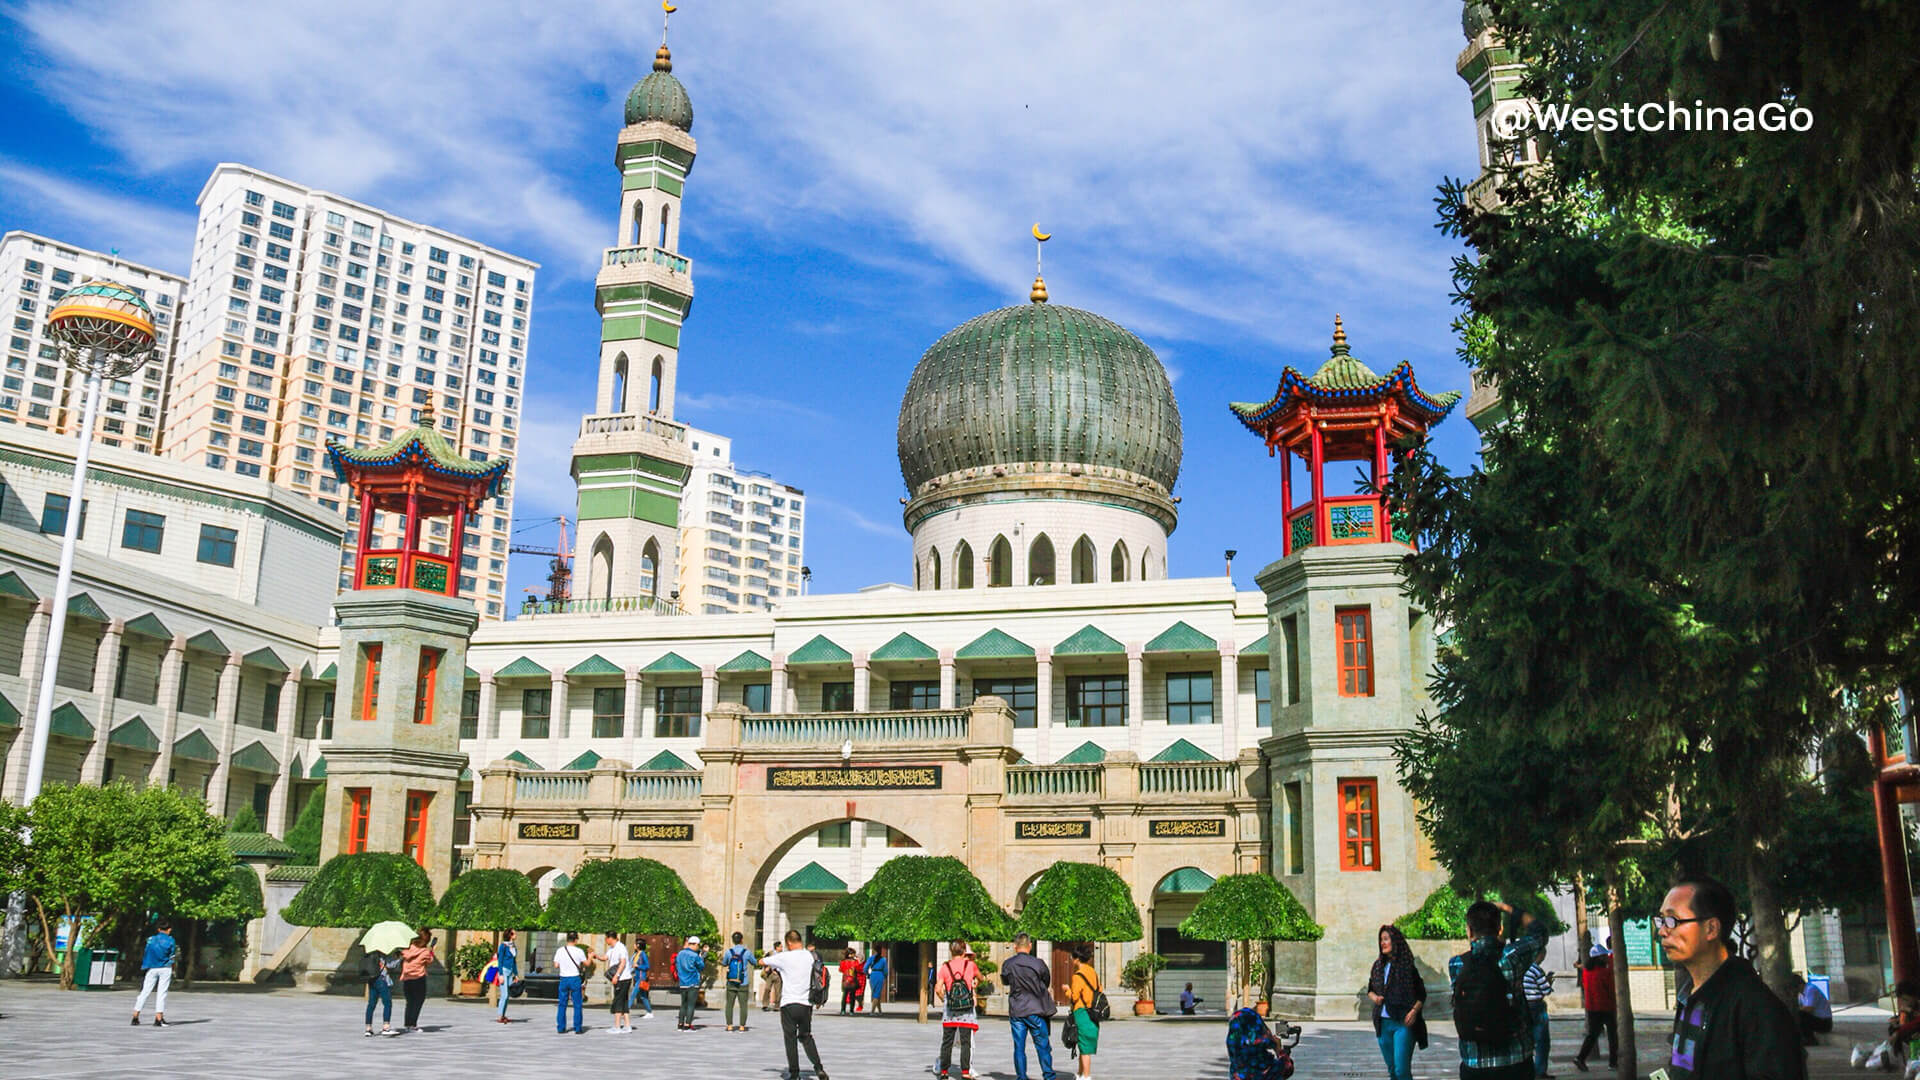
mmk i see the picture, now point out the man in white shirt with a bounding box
[554,931,589,1034]
[603,933,633,1034]
[762,931,830,1080]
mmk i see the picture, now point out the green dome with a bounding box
[625,46,693,130]
[1463,2,1496,37]
[897,302,1183,493]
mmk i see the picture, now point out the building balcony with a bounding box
[517,594,686,618]
[596,246,694,296]
[603,245,690,276]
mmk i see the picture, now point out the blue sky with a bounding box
[0,1,1486,601]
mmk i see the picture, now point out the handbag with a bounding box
[483,963,498,985]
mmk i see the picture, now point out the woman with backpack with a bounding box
[936,940,980,1080]
[1068,943,1104,1078]
[362,948,401,1036]
[1367,925,1429,1080]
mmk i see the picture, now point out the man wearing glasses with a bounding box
[1656,877,1805,1080]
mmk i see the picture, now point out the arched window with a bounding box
[590,535,615,603]
[915,557,923,590]
[930,547,942,590]
[1028,534,1055,586]
[632,201,645,246]
[1141,547,1156,580]
[988,536,1012,588]
[955,541,975,589]
[640,539,660,598]
[1071,535,1096,584]
[658,203,671,248]
[611,353,629,413]
[1110,540,1130,582]
[649,357,663,414]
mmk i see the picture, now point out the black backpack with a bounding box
[943,961,975,1014]
[1074,969,1112,1024]
[1452,947,1525,1044]
[808,954,829,1006]
[360,950,384,984]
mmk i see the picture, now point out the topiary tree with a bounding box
[540,858,715,938]
[1180,874,1323,1011]
[1014,861,1142,943]
[812,855,1013,1024]
[283,793,323,866]
[281,852,434,928]
[1394,886,1570,940]
[434,869,542,931]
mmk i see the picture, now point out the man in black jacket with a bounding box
[1658,877,1806,1080]
[1002,934,1058,1080]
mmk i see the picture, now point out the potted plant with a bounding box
[972,951,998,1016]
[454,940,495,996]
[1121,952,1168,1015]
[1249,956,1271,1016]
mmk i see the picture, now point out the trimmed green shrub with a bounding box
[1014,861,1143,942]
[814,856,1013,943]
[540,858,715,937]
[1178,874,1324,942]
[281,852,434,928]
[1394,887,1569,939]
[433,868,542,931]
[283,793,323,866]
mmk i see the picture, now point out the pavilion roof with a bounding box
[325,414,510,499]
[1230,318,1460,435]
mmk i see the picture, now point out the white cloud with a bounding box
[0,161,197,272]
[809,495,901,539]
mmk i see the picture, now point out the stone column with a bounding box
[938,649,957,709]
[2,601,54,800]
[1034,648,1053,763]
[479,671,499,739]
[207,653,244,815]
[549,672,569,741]
[623,668,643,760]
[851,652,870,712]
[82,620,125,784]
[268,673,302,833]
[149,635,187,789]
[700,666,719,731]
[1219,643,1239,757]
[1126,645,1146,758]
[770,653,789,712]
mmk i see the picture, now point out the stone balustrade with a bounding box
[578,412,689,441]
[624,770,703,801]
[738,709,970,747]
[1139,759,1242,796]
[1005,763,1103,798]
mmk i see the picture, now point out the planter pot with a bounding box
[1134,998,1157,1016]
[459,978,483,997]
[1255,1001,1270,1017]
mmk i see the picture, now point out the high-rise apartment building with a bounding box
[679,427,806,614]
[0,231,183,451]
[162,165,539,619]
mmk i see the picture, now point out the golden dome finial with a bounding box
[1029,223,1052,303]
[1331,313,1349,355]
[1030,275,1049,304]
[654,43,673,72]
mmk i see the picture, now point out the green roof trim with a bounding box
[504,750,545,770]
[787,635,852,666]
[1145,621,1217,654]
[230,740,280,774]
[1054,625,1125,656]
[1149,738,1218,763]
[185,629,227,654]
[641,651,700,674]
[1057,741,1107,765]
[289,754,303,779]
[173,728,219,763]
[243,647,289,673]
[316,662,338,682]
[0,691,16,727]
[0,571,36,601]
[460,768,473,781]
[310,755,327,778]
[266,864,320,884]
[326,421,510,499]
[49,702,93,740]
[464,667,479,681]
[562,750,603,771]
[639,750,696,771]
[123,613,170,638]
[65,593,109,622]
[225,832,296,860]
[1239,634,1269,657]
[1157,867,1217,894]
[956,628,1034,660]
[779,861,848,894]
[871,633,937,662]
[717,650,772,673]
[495,656,550,679]
[108,716,160,753]
[566,654,624,677]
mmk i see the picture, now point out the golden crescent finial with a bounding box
[1031,223,1051,242]
[663,1,676,11]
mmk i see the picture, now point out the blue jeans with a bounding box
[1531,1000,1551,1077]
[365,980,392,1027]
[1010,1015,1056,1080]
[496,976,514,1019]
[557,975,584,1032]
[1377,1015,1415,1080]
[629,978,652,1015]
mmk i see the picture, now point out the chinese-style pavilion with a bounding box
[1230,316,1460,555]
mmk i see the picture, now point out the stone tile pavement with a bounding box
[0,982,1893,1080]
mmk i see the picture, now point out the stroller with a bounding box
[1228,1007,1300,1080]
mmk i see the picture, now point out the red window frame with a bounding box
[359,643,383,722]
[346,787,371,854]
[1336,607,1374,697]
[413,647,442,725]
[403,790,431,866]
[1339,778,1380,871]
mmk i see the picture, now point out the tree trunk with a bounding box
[918,942,930,1024]
[1745,842,1794,1002]
[1573,875,1590,957]
[1607,868,1636,1080]
[184,922,199,987]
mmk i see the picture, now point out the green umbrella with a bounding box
[359,921,416,954]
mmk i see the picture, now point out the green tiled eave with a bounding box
[779,861,847,894]
[504,750,544,770]
[1149,738,1217,763]
[1157,867,1216,894]
[1056,741,1106,765]
[65,593,109,622]
[871,633,936,662]
[315,662,338,682]
[1054,625,1125,656]
[108,716,161,753]
[1145,621,1216,654]
[173,729,219,763]
[230,741,280,774]
[786,635,851,666]
[566,654,624,677]
[495,656,550,679]
[0,571,37,601]
[641,651,699,674]
[123,613,170,639]
[562,750,603,771]
[186,629,228,654]
[244,647,289,673]
[639,750,696,771]
[225,832,296,860]
[956,628,1034,660]
[717,650,771,673]
[49,703,93,740]
[0,691,17,727]
[309,756,327,778]
[1238,634,1269,657]
[267,864,320,884]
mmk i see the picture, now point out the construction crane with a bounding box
[510,515,574,603]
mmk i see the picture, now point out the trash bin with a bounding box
[84,947,119,990]
[69,945,90,985]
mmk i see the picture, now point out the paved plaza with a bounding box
[0,981,1893,1080]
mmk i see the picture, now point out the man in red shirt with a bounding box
[1573,947,1617,1072]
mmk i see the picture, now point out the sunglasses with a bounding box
[1653,916,1704,932]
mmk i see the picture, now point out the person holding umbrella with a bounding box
[359,921,414,1037]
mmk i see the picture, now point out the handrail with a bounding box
[1005,764,1103,797]
[739,710,971,746]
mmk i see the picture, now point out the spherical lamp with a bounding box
[45,280,159,378]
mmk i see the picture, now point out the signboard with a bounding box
[766,766,942,791]
[1149,818,1225,839]
[628,823,695,842]
[1014,820,1091,840]
[517,822,580,841]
